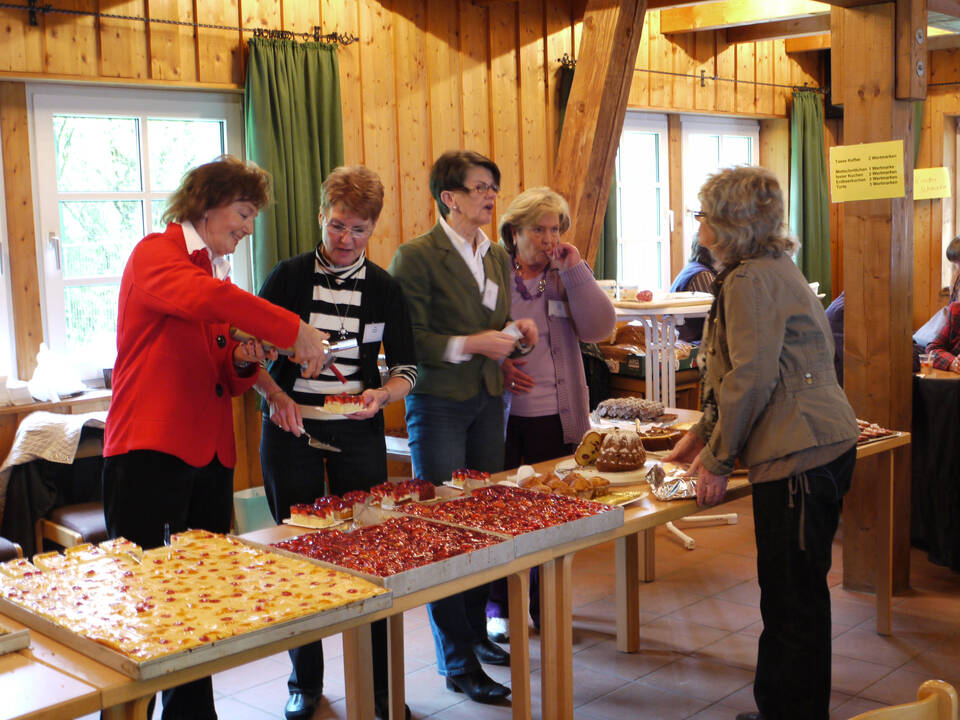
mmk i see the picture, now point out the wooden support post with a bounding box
[896,0,927,101]
[615,533,641,652]
[553,0,647,267]
[342,625,375,720]
[833,4,913,594]
[387,615,405,720]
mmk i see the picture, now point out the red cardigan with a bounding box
[104,224,300,468]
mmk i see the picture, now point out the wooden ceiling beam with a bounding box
[660,0,831,34]
[896,0,927,100]
[785,33,833,51]
[813,0,886,6]
[928,0,960,17]
[726,14,831,42]
[554,0,646,269]
[929,32,960,48]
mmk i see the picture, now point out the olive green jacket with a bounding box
[388,223,512,402]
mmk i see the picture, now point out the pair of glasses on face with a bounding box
[459,182,500,196]
[325,219,373,239]
[691,210,707,221]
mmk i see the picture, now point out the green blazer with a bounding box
[388,222,512,402]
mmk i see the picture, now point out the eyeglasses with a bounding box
[459,182,500,196]
[691,210,707,221]
[325,219,373,239]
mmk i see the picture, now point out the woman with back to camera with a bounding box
[664,166,858,720]
[102,155,329,720]
[487,186,615,641]
[389,149,537,704]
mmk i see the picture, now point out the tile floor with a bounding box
[80,495,960,719]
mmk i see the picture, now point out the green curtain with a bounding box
[558,65,618,281]
[244,38,344,289]
[789,89,831,304]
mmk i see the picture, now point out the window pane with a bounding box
[151,199,169,233]
[148,119,225,191]
[58,200,144,278]
[619,132,659,187]
[687,134,721,208]
[54,116,141,192]
[721,135,752,168]
[64,284,120,354]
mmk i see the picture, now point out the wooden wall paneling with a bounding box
[195,0,242,84]
[322,0,362,165]
[426,1,463,160]
[395,0,433,244]
[692,30,714,111]
[627,6,649,108]
[824,117,843,298]
[147,0,198,82]
[759,119,790,219]
[667,113,683,279]
[458,0,492,163]
[773,39,789,116]
[489,1,522,222]
[669,31,695,111]
[734,41,754,114]
[648,11,668,109]
[358,0,400,267]
[0,5,43,72]
[545,0,573,172]
[0,82,43,380]
[754,40,774,116]
[43,0,99,76]
[714,29,735,113]
[283,0,320,34]
[99,0,148,78]
[913,97,935,328]
[836,4,912,594]
[241,0,281,35]
[518,0,549,189]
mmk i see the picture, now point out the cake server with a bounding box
[297,425,341,453]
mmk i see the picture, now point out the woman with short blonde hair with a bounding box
[498,186,571,253]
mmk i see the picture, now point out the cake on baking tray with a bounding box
[595,429,646,472]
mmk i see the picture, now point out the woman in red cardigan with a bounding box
[101,155,329,720]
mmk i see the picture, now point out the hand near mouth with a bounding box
[550,242,581,271]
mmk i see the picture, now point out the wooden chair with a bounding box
[34,501,108,552]
[851,680,958,720]
[0,536,24,561]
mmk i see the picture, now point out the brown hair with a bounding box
[320,166,385,222]
[161,155,270,225]
[498,187,571,254]
[429,150,501,218]
[947,236,960,263]
[698,165,796,264]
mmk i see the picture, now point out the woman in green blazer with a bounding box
[389,150,536,704]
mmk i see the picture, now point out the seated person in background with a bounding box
[926,300,960,373]
[825,291,844,386]
[669,236,719,342]
[948,236,960,303]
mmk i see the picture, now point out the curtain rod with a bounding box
[636,67,825,94]
[0,0,357,44]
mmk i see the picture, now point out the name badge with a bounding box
[362,322,385,343]
[482,279,499,311]
[548,300,570,318]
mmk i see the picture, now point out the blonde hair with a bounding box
[498,187,572,253]
[698,166,796,264]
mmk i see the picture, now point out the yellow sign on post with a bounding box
[913,167,952,200]
[829,140,905,202]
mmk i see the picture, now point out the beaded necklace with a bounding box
[511,253,550,301]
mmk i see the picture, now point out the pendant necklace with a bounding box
[512,253,549,301]
[320,270,361,340]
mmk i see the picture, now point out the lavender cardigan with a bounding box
[511,261,616,444]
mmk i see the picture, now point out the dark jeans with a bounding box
[487,414,573,623]
[260,415,390,698]
[752,446,856,720]
[405,390,504,676]
[102,450,233,720]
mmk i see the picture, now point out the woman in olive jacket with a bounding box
[666,166,858,720]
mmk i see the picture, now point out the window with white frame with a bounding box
[30,85,245,381]
[681,115,759,248]
[615,111,670,290]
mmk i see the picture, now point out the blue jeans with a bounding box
[405,390,505,676]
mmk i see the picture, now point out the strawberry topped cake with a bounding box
[322,393,366,415]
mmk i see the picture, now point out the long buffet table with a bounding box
[1,412,910,720]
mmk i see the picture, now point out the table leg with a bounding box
[539,559,559,720]
[615,534,640,653]
[387,614,405,719]
[876,452,894,636]
[507,571,531,720]
[102,695,151,720]
[343,624,375,720]
[640,527,656,582]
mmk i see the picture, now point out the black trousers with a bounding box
[751,446,856,720]
[260,416,390,698]
[102,450,233,720]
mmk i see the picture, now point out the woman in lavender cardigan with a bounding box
[487,187,617,641]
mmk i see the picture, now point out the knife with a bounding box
[298,426,341,453]
[229,328,358,363]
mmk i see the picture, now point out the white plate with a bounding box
[300,406,347,421]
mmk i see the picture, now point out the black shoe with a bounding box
[284,692,316,720]
[374,692,411,719]
[472,638,510,666]
[735,713,763,720]
[444,668,511,704]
